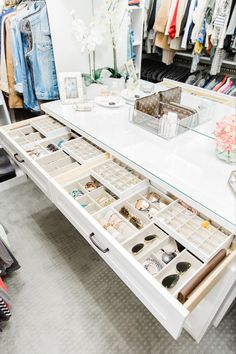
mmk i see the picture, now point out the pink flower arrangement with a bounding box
[215,115,236,153]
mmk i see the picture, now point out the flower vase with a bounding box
[84,51,96,86]
[216,144,236,163]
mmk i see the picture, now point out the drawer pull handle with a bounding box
[89,233,109,253]
[14,153,24,163]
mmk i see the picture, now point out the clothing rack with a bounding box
[140,0,236,96]
[0,0,59,112]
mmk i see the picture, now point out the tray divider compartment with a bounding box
[94,207,138,243]
[155,250,203,296]
[122,224,169,260]
[115,201,152,230]
[155,200,234,262]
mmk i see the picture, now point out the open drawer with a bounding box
[0,117,109,196]
[0,123,54,196]
[50,166,236,340]
[1,115,235,341]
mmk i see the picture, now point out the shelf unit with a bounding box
[176,52,236,69]
[128,1,145,77]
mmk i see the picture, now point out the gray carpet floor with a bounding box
[0,180,235,354]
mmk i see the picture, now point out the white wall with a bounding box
[46,0,93,74]
[46,0,128,75]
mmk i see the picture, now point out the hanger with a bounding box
[21,0,45,20]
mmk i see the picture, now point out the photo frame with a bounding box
[228,171,236,196]
[59,72,84,105]
[126,59,138,83]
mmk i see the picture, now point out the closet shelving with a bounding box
[175,52,236,69]
[128,1,145,77]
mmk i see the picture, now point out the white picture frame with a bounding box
[59,72,84,104]
[126,59,138,83]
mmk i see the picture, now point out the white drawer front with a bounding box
[50,179,189,339]
[0,129,51,196]
[1,118,235,342]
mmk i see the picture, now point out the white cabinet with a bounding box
[0,113,235,342]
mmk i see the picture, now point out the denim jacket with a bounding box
[27,5,59,101]
[10,4,40,111]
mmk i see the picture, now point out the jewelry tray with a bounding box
[62,137,106,164]
[154,200,233,262]
[90,158,148,198]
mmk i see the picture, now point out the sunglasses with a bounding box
[131,234,157,255]
[120,206,144,229]
[162,262,191,289]
[46,143,58,152]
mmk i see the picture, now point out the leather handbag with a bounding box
[134,92,160,117]
[134,87,182,117]
[159,87,181,104]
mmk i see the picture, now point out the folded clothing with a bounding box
[141,59,190,83]
[0,148,16,183]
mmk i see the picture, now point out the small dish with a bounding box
[94,96,125,108]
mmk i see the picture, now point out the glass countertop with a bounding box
[41,89,236,233]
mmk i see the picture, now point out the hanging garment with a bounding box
[0,6,14,52]
[154,0,173,50]
[218,77,232,93]
[169,0,180,39]
[225,3,236,35]
[162,49,176,64]
[26,5,59,101]
[6,13,23,108]
[169,0,189,50]
[211,0,233,48]
[229,86,236,95]
[204,73,223,89]
[145,0,162,53]
[181,0,198,48]
[224,82,235,94]
[128,28,135,61]
[10,3,40,110]
[144,0,155,39]
[164,0,178,36]
[213,74,228,90]
[191,0,208,44]
[147,0,157,32]
[210,47,227,75]
[0,9,15,92]
[179,0,192,35]
[176,0,189,38]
